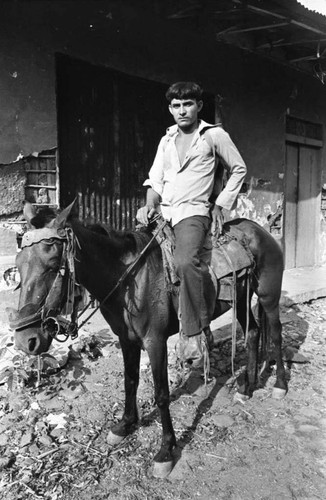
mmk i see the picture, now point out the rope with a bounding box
[244,269,250,347]
[202,334,210,385]
[231,270,237,377]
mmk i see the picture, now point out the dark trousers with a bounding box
[174,215,211,337]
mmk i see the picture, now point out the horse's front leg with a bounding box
[107,336,141,445]
[146,336,176,478]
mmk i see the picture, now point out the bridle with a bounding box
[12,216,167,343]
[10,226,80,342]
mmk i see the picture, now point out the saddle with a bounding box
[155,220,254,305]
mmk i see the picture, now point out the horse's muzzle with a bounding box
[6,306,53,355]
[13,324,53,355]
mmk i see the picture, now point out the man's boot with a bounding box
[179,326,214,370]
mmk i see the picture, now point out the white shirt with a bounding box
[144,120,247,226]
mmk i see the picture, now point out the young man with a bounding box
[136,82,247,365]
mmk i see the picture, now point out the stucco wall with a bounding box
[0,1,325,260]
[0,161,26,216]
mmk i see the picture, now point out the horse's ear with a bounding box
[23,201,37,229]
[49,198,78,229]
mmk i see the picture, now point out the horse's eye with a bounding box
[42,238,59,246]
[41,239,62,253]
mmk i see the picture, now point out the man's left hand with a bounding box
[211,205,224,237]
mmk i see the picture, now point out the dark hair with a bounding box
[165,82,203,103]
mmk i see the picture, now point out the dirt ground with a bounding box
[0,280,325,500]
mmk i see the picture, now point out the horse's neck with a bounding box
[72,223,123,290]
[73,221,150,286]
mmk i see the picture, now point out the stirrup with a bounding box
[179,328,212,383]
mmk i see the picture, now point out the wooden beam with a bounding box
[216,25,239,37]
[224,21,289,34]
[212,9,241,16]
[291,19,326,36]
[258,38,326,49]
[232,0,326,35]
[290,55,326,63]
[232,0,287,20]
[167,3,200,19]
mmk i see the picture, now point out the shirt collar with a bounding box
[166,119,215,137]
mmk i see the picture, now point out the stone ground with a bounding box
[0,274,325,500]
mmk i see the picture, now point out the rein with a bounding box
[14,217,167,343]
[77,217,167,330]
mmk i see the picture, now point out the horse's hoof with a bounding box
[152,460,174,479]
[272,387,287,400]
[107,431,125,446]
[234,392,249,403]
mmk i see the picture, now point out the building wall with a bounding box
[0,161,26,217]
[0,160,26,255]
[0,1,325,262]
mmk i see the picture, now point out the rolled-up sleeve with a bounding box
[143,137,166,197]
[213,129,247,211]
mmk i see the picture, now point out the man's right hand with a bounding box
[136,205,157,226]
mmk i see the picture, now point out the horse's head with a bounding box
[8,200,77,355]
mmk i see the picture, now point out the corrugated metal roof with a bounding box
[161,0,326,80]
[297,1,326,17]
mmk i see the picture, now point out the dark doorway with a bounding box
[56,54,216,228]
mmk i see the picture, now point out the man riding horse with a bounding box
[136,81,247,367]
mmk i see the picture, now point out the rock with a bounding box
[8,394,29,412]
[298,408,321,419]
[43,397,65,411]
[283,424,296,435]
[168,451,197,481]
[35,421,48,433]
[20,431,34,448]
[60,387,84,400]
[28,443,40,456]
[0,434,9,446]
[0,452,15,471]
[210,414,235,428]
[298,424,320,433]
[0,423,7,434]
[38,433,53,447]
[50,427,67,438]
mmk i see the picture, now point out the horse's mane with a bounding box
[30,206,157,256]
[86,222,154,255]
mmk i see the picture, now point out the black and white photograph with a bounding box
[0,1,326,499]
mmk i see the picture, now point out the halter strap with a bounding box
[21,227,67,248]
[11,227,79,336]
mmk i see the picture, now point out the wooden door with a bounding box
[284,142,321,268]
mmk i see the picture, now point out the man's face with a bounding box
[169,98,203,130]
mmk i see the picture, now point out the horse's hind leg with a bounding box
[258,301,287,399]
[107,337,141,445]
[146,337,176,478]
[236,291,259,398]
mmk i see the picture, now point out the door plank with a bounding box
[296,147,319,267]
[284,143,298,269]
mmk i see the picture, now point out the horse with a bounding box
[8,201,286,478]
